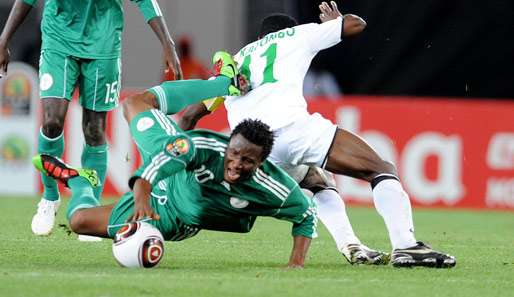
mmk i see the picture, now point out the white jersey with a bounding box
[225,17,343,130]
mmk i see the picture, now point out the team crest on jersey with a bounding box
[166,138,190,157]
[230,197,249,209]
[136,117,154,132]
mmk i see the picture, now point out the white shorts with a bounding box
[268,112,337,180]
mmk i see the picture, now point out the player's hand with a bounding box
[0,44,10,78]
[129,178,160,222]
[163,42,183,80]
[319,1,342,23]
[128,200,160,222]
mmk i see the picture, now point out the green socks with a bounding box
[81,143,108,200]
[38,129,64,201]
[66,177,100,221]
[148,76,231,115]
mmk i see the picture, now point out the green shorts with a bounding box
[39,50,121,111]
[107,188,201,241]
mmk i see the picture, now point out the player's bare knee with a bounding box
[42,118,64,138]
[299,167,337,194]
[83,121,105,146]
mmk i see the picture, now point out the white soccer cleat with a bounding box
[341,243,390,265]
[31,198,61,236]
[78,234,103,242]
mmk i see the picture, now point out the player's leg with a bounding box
[38,98,68,200]
[69,205,114,237]
[324,128,416,249]
[324,128,455,267]
[32,50,79,235]
[79,57,120,202]
[81,109,108,200]
[297,165,388,265]
[31,154,112,237]
[271,115,386,265]
[123,51,245,120]
[284,165,360,246]
[33,148,170,239]
[122,77,233,122]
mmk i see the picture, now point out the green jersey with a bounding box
[129,128,317,240]
[23,0,162,59]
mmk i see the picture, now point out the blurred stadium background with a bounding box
[1,0,512,210]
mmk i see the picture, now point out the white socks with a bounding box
[372,176,417,249]
[314,189,361,252]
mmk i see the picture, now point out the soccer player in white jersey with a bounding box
[179,1,456,268]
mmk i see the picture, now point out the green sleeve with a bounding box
[22,0,37,6]
[273,186,318,238]
[184,130,228,170]
[131,0,163,22]
[129,135,195,189]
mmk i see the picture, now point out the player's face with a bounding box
[224,134,264,184]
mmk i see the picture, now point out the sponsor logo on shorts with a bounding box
[229,197,249,209]
[136,117,154,132]
[166,138,190,157]
[40,73,53,91]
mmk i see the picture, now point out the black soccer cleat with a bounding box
[391,241,456,268]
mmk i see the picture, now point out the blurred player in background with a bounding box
[179,1,456,268]
[0,0,183,238]
[33,55,316,268]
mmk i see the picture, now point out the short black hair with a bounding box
[259,13,298,37]
[230,119,275,161]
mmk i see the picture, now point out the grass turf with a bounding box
[0,196,513,297]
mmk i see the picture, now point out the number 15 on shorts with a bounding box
[105,81,119,104]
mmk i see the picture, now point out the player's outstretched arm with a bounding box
[288,235,312,268]
[318,1,366,37]
[273,186,317,268]
[0,0,34,77]
[148,17,183,80]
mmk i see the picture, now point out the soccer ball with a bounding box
[112,221,164,268]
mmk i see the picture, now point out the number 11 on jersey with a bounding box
[240,43,278,87]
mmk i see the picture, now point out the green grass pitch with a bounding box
[1,196,513,297]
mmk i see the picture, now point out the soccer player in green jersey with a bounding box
[32,53,316,268]
[0,0,183,237]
